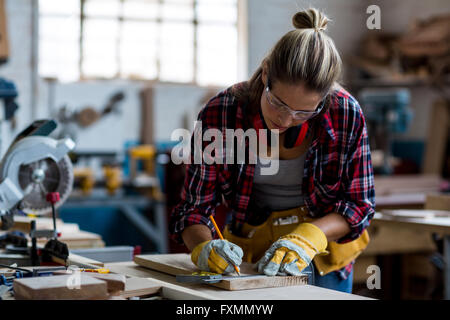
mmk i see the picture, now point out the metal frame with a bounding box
[62,194,167,253]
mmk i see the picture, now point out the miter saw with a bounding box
[0,119,75,266]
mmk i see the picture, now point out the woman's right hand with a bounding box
[191,239,243,274]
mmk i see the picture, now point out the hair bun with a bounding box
[292,8,329,32]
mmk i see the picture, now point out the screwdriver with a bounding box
[209,215,241,276]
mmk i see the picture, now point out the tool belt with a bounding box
[223,206,370,276]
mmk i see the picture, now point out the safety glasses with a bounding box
[265,85,325,121]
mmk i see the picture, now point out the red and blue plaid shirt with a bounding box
[169,83,375,280]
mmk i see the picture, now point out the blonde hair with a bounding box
[234,8,342,124]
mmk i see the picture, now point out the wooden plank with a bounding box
[7,216,80,233]
[0,0,9,61]
[120,277,162,298]
[140,87,154,145]
[381,209,450,219]
[13,275,108,300]
[134,254,308,291]
[54,271,125,293]
[423,100,449,174]
[51,253,105,269]
[425,194,450,210]
[374,174,442,196]
[37,231,105,249]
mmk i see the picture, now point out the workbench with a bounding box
[359,212,450,299]
[104,261,372,300]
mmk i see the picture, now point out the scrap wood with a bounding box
[374,174,442,196]
[13,274,108,300]
[118,277,162,298]
[399,14,450,57]
[7,216,80,234]
[381,209,450,219]
[54,270,126,292]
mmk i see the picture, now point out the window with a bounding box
[38,0,238,86]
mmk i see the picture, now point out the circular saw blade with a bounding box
[18,155,73,215]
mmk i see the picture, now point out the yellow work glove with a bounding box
[256,223,328,276]
[191,239,243,274]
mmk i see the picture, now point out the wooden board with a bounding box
[374,174,442,196]
[7,216,80,234]
[0,0,9,61]
[381,209,450,219]
[425,194,450,211]
[423,100,449,174]
[36,230,105,249]
[119,277,162,298]
[13,275,108,300]
[134,254,308,291]
[54,271,126,293]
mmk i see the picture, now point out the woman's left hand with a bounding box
[256,223,328,276]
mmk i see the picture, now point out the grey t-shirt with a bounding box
[252,153,306,212]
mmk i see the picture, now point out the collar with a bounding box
[250,106,336,146]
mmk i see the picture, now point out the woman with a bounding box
[169,8,375,293]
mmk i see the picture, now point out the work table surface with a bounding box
[104,261,373,300]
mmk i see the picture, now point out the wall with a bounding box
[1,0,449,158]
[374,0,450,142]
[247,0,368,78]
[0,0,34,156]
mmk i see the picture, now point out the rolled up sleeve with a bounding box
[169,162,219,244]
[169,103,222,244]
[334,107,375,243]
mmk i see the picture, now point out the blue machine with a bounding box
[359,88,413,174]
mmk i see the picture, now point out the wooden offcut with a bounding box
[140,87,154,145]
[423,100,449,175]
[13,275,108,300]
[119,277,162,298]
[425,194,450,211]
[134,254,308,291]
[0,0,9,61]
[54,271,125,292]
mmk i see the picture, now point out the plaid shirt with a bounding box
[169,83,375,280]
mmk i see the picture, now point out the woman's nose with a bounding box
[278,112,293,127]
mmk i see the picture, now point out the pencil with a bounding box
[209,215,241,276]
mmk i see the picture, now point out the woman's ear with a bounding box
[261,64,268,87]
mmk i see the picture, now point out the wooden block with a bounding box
[423,100,449,174]
[119,277,162,298]
[140,87,154,145]
[381,209,450,219]
[9,216,80,234]
[13,275,108,300]
[37,231,105,249]
[374,174,442,196]
[0,0,9,61]
[425,194,450,211]
[53,271,125,292]
[67,253,105,267]
[134,254,308,291]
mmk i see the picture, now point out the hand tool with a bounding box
[209,215,241,276]
[79,268,110,274]
[176,272,222,284]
